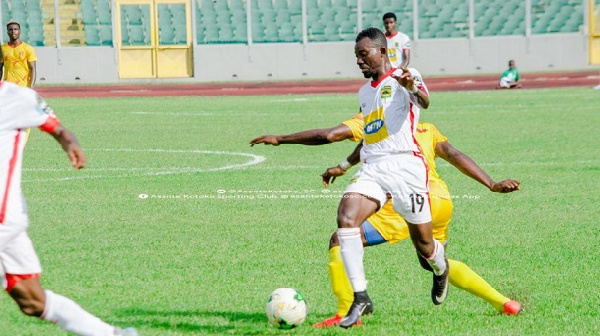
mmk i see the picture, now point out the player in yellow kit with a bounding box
[251,115,523,328]
[1,21,37,88]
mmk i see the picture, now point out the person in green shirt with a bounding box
[497,60,522,89]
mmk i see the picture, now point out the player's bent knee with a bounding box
[336,215,351,228]
[18,298,45,317]
[329,232,339,248]
[6,274,45,316]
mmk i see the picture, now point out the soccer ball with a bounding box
[266,288,308,329]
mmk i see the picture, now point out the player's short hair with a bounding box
[382,12,397,22]
[356,27,387,48]
[6,20,20,29]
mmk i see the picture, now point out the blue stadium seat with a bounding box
[99,25,113,46]
[121,26,130,45]
[124,5,143,25]
[85,25,101,46]
[129,25,147,45]
[324,22,341,41]
[233,23,248,42]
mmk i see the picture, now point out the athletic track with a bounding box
[36,70,599,98]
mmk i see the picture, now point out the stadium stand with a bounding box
[0,0,586,46]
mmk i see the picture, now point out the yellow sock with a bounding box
[328,246,353,316]
[448,259,510,312]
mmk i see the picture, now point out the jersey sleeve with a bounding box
[430,124,448,147]
[408,68,429,96]
[26,45,38,62]
[341,113,365,142]
[0,86,59,132]
[402,35,411,50]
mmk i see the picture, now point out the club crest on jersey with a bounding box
[364,119,384,135]
[381,85,392,98]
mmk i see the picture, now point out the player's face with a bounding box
[7,24,20,41]
[383,18,396,34]
[355,38,384,79]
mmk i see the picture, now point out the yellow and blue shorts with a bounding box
[362,194,453,246]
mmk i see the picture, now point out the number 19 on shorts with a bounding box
[409,193,425,213]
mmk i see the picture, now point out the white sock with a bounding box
[425,240,447,276]
[42,290,117,336]
[337,228,367,292]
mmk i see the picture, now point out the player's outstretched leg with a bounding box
[339,290,373,328]
[312,245,354,328]
[448,259,523,315]
[8,276,139,336]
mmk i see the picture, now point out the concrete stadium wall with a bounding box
[34,33,593,85]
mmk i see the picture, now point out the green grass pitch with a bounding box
[1,88,599,335]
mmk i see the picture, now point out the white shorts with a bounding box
[499,77,513,88]
[0,221,42,287]
[344,154,432,224]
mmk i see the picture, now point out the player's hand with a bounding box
[250,135,279,146]
[67,146,86,169]
[391,67,417,93]
[490,179,520,193]
[321,166,346,187]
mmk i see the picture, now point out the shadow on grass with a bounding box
[112,309,268,334]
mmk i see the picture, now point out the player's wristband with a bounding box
[408,86,419,94]
[339,159,353,171]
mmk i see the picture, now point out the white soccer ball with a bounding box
[266,288,308,329]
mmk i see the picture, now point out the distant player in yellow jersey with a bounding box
[1,21,37,88]
[250,116,523,327]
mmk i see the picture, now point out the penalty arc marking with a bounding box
[22,149,266,182]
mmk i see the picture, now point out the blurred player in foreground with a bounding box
[250,119,523,328]
[0,81,138,336]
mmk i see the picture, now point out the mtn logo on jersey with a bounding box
[381,85,392,98]
[365,119,384,134]
[363,106,388,145]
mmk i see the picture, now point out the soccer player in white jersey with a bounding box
[335,27,449,328]
[0,81,138,336]
[383,12,411,68]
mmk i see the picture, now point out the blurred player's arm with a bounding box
[48,125,86,170]
[321,142,362,187]
[391,67,429,109]
[28,60,36,88]
[401,49,410,68]
[435,141,519,193]
[0,49,4,80]
[250,123,353,146]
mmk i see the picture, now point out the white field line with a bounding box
[24,159,598,175]
[22,149,265,182]
[128,111,274,116]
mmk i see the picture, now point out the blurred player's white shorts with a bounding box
[344,153,432,224]
[499,77,513,88]
[0,221,42,285]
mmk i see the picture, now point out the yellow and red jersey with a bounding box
[1,41,37,87]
